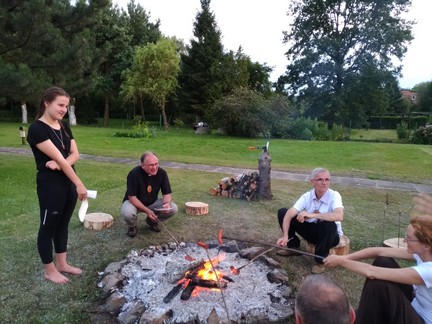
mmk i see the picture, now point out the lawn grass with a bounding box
[1,121,431,184]
[0,121,426,323]
[349,128,398,142]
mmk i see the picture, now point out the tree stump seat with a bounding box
[84,212,114,231]
[185,201,209,215]
[305,234,350,256]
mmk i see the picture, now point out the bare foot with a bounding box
[44,269,69,284]
[57,264,82,275]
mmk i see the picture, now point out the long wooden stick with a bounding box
[222,235,324,260]
[236,247,274,271]
[156,219,196,261]
[197,242,231,322]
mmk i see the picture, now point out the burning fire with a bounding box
[194,258,223,281]
[177,253,228,297]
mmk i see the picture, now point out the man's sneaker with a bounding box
[276,248,302,257]
[127,226,137,237]
[312,263,326,274]
[146,218,161,232]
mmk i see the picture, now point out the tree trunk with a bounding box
[103,94,110,127]
[21,101,28,124]
[258,150,272,200]
[139,93,145,120]
[68,99,77,126]
[160,101,169,130]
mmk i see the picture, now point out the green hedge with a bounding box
[369,116,428,129]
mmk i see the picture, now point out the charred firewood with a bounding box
[190,278,228,289]
[186,260,205,273]
[221,275,234,282]
[163,283,183,303]
[180,283,196,300]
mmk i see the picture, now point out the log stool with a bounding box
[383,237,407,249]
[185,202,209,215]
[84,212,114,231]
[305,234,350,256]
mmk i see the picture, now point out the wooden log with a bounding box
[191,278,227,288]
[208,187,218,196]
[84,212,114,231]
[163,283,183,303]
[220,182,231,190]
[219,177,230,185]
[180,283,196,300]
[383,237,407,249]
[232,192,242,199]
[306,235,350,256]
[185,202,209,215]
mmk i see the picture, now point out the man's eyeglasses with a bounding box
[314,178,330,183]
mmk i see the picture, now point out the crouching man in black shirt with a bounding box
[121,151,178,237]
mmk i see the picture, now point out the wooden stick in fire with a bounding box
[236,247,274,271]
[156,219,196,262]
[196,241,231,322]
[217,228,324,260]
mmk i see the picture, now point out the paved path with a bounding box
[2,146,432,193]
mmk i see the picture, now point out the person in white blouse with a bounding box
[276,167,344,274]
[324,193,432,324]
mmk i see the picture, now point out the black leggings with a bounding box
[37,180,77,264]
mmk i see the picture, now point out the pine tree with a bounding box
[178,0,224,120]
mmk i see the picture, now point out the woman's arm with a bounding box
[36,139,87,200]
[325,255,424,285]
[345,246,413,261]
[66,139,80,165]
[45,139,79,169]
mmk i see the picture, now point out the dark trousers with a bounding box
[278,208,339,263]
[277,208,339,263]
[355,257,424,324]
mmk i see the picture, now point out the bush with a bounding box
[113,116,157,138]
[411,124,432,144]
[329,124,348,141]
[209,89,297,138]
[286,117,317,140]
[396,121,410,141]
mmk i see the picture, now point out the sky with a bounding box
[115,0,432,89]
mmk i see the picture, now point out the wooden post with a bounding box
[19,127,26,145]
[258,149,272,200]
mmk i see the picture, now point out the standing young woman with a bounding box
[324,212,432,324]
[27,87,87,284]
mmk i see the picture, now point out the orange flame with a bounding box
[182,253,227,284]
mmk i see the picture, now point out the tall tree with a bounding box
[414,81,432,113]
[281,0,414,127]
[178,0,225,120]
[220,47,273,97]
[0,0,110,122]
[126,0,161,47]
[122,38,180,129]
[93,1,162,127]
[92,4,132,127]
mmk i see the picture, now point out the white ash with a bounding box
[116,243,292,323]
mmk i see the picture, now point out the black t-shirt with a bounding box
[123,165,172,206]
[27,120,75,182]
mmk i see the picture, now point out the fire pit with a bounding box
[97,240,294,323]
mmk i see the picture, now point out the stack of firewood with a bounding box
[208,172,259,201]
